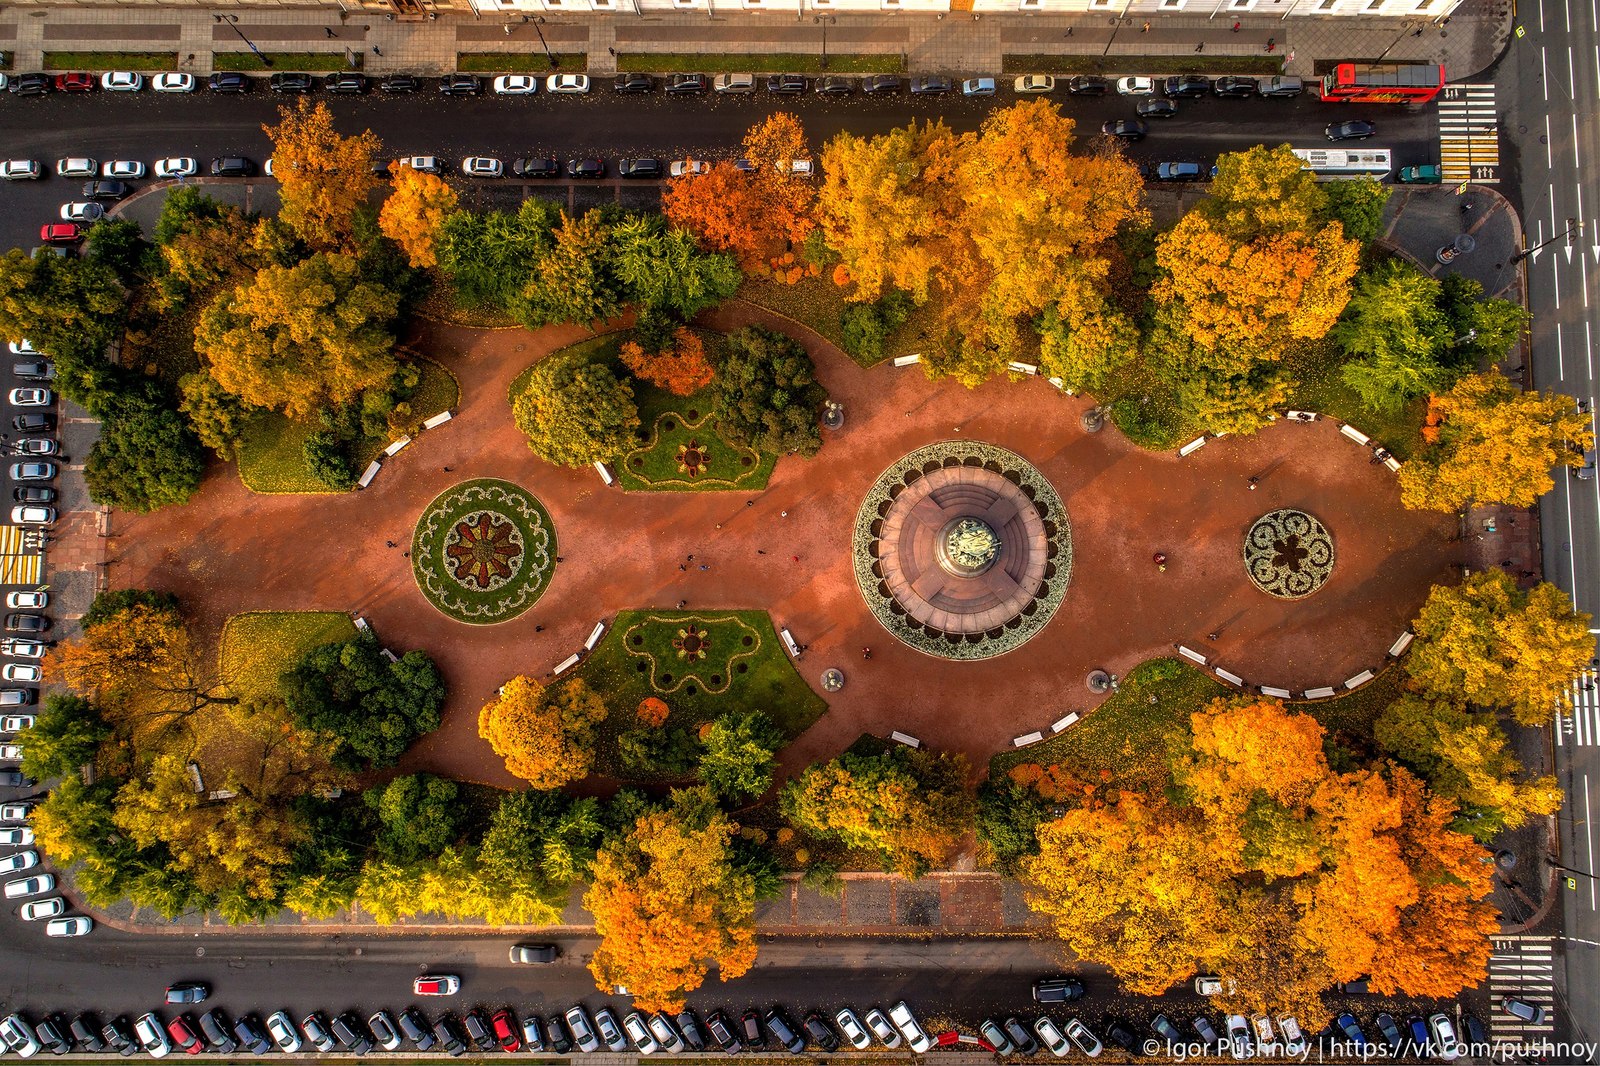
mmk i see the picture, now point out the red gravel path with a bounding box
[111,309,1457,787]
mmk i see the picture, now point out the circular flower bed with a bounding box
[1244,508,1334,600]
[412,479,556,624]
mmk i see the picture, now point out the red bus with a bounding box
[1317,63,1446,105]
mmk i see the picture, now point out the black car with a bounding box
[909,75,954,94]
[13,415,54,434]
[1212,75,1259,97]
[438,74,482,96]
[14,487,54,504]
[269,72,314,94]
[513,157,562,178]
[69,1015,106,1054]
[82,180,130,201]
[705,1010,743,1054]
[1105,1021,1140,1055]
[232,1015,271,1056]
[567,158,606,179]
[1326,120,1377,141]
[462,1010,497,1053]
[196,1010,237,1054]
[1156,161,1205,182]
[802,1013,839,1053]
[617,157,664,179]
[35,1017,69,1055]
[766,74,806,94]
[397,1009,435,1052]
[815,76,854,95]
[210,157,257,177]
[101,1017,136,1058]
[332,1013,373,1056]
[432,1015,468,1058]
[665,73,707,95]
[862,74,902,94]
[763,1009,805,1055]
[1032,977,1085,1003]
[9,73,53,97]
[324,72,369,94]
[1003,1017,1039,1055]
[208,71,251,94]
[1067,75,1112,96]
[1101,119,1148,141]
[739,1010,765,1050]
[543,1017,572,1056]
[1137,97,1178,118]
[613,72,655,94]
[1163,75,1211,98]
[675,1011,706,1053]
[379,74,422,93]
[13,362,55,382]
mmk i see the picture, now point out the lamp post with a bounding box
[1511,217,1583,264]
[814,15,836,70]
[214,14,273,68]
[522,15,558,69]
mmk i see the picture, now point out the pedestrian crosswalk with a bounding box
[1555,668,1600,747]
[1438,83,1500,184]
[1488,935,1556,1040]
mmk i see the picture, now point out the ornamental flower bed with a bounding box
[411,478,557,624]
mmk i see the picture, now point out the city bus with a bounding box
[1317,63,1446,105]
[1291,147,1393,180]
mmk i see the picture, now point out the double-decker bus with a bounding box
[1291,147,1393,179]
[1317,63,1446,105]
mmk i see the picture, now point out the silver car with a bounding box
[563,1008,599,1054]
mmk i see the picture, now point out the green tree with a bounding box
[513,209,623,328]
[609,214,742,320]
[698,711,785,802]
[839,291,914,366]
[80,588,179,629]
[436,199,560,309]
[18,693,110,783]
[0,249,128,413]
[302,429,358,491]
[512,351,640,467]
[1320,176,1392,246]
[86,216,149,284]
[178,371,251,461]
[365,774,460,862]
[975,776,1054,875]
[479,789,603,891]
[83,391,208,512]
[1333,260,1452,414]
[280,633,446,770]
[1438,274,1529,368]
[711,325,826,458]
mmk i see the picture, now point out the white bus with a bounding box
[1291,147,1393,180]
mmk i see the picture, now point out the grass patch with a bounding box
[509,332,617,403]
[1282,337,1426,460]
[1307,663,1405,740]
[579,609,828,778]
[219,610,358,701]
[213,52,358,72]
[456,53,587,73]
[618,52,904,75]
[736,276,850,352]
[1003,54,1284,76]
[236,358,458,495]
[41,52,177,71]
[414,272,521,330]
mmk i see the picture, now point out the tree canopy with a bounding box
[710,325,825,458]
[84,390,208,513]
[378,162,459,269]
[512,351,640,467]
[18,693,110,783]
[697,710,785,802]
[664,113,817,265]
[478,675,609,789]
[279,633,445,770]
[265,99,383,252]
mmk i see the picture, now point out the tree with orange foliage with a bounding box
[635,697,670,728]
[619,328,716,396]
[585,787,758,1012]
[263,99,382,252]
[379,162,459,269]
[663,113,816,265]
[477,676,608,789]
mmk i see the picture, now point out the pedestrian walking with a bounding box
[1207,632,1219,641]
[504,24,513,35]
[676,600,687,609]
[608,46,617,56]
[862,647,872,660]
[757,549,767,555]
[1153,552,1167,572]
[535,625,543,633]
[556,556,564,563]
[1231,20,1241,31]
[687,554,695,562]
[792,555,800,563]
[1266,36,1276,52]
[443,465,452,472]
[746,500,754,507]
[780,510,789,518]
[1411,27,1423,36]
[1248,476,1259,489]
[1064,27,1073,36]
[372,46,382,56]
[402,551,410,558]
[679,564,687,571]
[386,540,396,548]
[1142,20,1151,32]
[699,564,710,571]
[1195,42,1205,52]
[325,27,338,38]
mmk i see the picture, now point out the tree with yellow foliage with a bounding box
[478,676,608,789]
[585,788,758,1012]
[264,99,382,252]
[1398,370,1592,512]
[379,162,459,269]
[1405,568,1593,726]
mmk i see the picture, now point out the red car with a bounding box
[54,72,94,92]
[39,223,81,244]
[166,1015,203,1055]
[491,1010,521,1053]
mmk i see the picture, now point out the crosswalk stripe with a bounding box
[1437,83,1499,184]
[1557,669,1599,746]
[1487,936,1558,1040]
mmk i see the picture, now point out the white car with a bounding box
[56,158,98,178]
[152,73,196,94]
[2,665,40,684]
[863,1009,901,1049]
[0,744,21,762]
[1225,1015,1251,1060]
[0,713,33,731]
[0,827,34,846]
[19,896,64,921]
[1194,974,1232,995]
[3,874,54,898]
[1277,1016,1308,1057]
[1033,1016,1072,1058]
[9,389,51,407]
[102,160,146,180]
[265,1012,301,1054]
[1116,76,1155,95]
[0,851,37,875]
[546,73,590,94]
[10,506,55,526]
[0,1014,42,1057]
[7,341,38,356]
[154,157,197,179]
[670,159,710,178]
[2,640,46,661]
[6,593,47,611]
[492,75,537,95]
[101,71,145,92]
[0,160,42,181]
[1014,74,1056,94]
[45,916,92,937]
[834,1009,870,1051]
[962,77,997,97]
[461,156,503,178]
[0,802,34,821]
[134,1013,171,1058]
[888,1002,932,1054]
[397,155,442,174]
[1427,1014,1460,1061]
[59,202,105,223]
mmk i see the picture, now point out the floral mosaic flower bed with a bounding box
[1244,508,1335,600]
[411,479,556,625]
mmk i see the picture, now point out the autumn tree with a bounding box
[664,113,817,264]
[178,370,251,460]
[478,675,609,789]
[195,251,402,419]
[512,209,623,328]
[782,746,973,877]
[1375,693,1562,839]
[620,328,716,396]
[1405,568,1593,726]
[710,325,825,457]
[1398,370,1591,512]
[697,710,785,802]
[379,162,459,269]
[512,351,640,467]
[265,99,382,251]
[585,787,759,1012]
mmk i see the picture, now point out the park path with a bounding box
[111,307,1458,787]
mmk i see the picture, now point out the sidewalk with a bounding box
[0,0,1510,79]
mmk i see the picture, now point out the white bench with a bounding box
[892,354,923,367]
[383,436,412,457]
[1388,632,1414,657]
[354,616,370,633]
[1344,670,1375,689]
[1012,731,1044,747]
[1050,712,1079,733]
[1285,410,1318,423]
[890,730,921,749]
[380,648,400,664]
[1339,424,1372,446]
[1214,667,1244,686]
[1383,455,1402,473]
[1047,376,1075,395]
[1178,436,1208,457]
[593,461,616,486]
[584,621,607,651]
[779,627,802,658]
[1303,686,1337,699]
[1178,645,1208,665]
[1007,361,1038,376]
[356,460,383,489]
[421,411,453,430]
[553,653,581,676]
[1259,686,1293,699]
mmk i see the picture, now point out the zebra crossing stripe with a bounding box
[1557,669,1600,746]
[1487,936,1557,1037]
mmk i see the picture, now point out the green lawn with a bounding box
[219,611,358,702]
[41,52,177,71]
[456,53,587,73]
[1003,55,1284,76]
[1282,336,1427,460]
[735,278,850,354]
[213,52,358,72]
[237,358,459,495]
[578,609,828,777]
[617,53,904,75]
[509,333,616,404]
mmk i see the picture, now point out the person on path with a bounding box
[1232,20,1241,31]
[1248,476,1259,490]
[325,27,337,38]
[862,647,872,660]
[1153,552,1167,572]
[372,46,382,56]
[1142,20,1151,31]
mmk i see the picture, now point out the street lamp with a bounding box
[814,15,836,70]
[1511,217,1583,264]
[214,14,273,68]
[520,15,559,70]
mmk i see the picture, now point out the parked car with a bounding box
[33,1017,69,1056]
[1374,1013,1404,1051]
[815,76,854,95]
[396,1009,434,1052]
[740,1010,765,1050]
[71,1014,108,1054]
[1067,75,1112,96]
[513,157,561,178]
[1,802,35,820]
[1032,1016,1071,1057]
[704,1010,743,1054]
[567,158,606,179]
[613,73,655,93]
[133,1014,171,1059]
[0,1014,41,1058]
[962,77,997,97]
[154,158,198,179]
[648,1013,686,1053]
[1156,161,1205,182]
[152,73,195,93]
[1116,76,1155,95]
[1014,74,1055,94]
[1335,1012,1367,1046]
[13,362,54,381]
[264,1013,301,1054]
[665,73,707,94]
[102,160,146,179]
[9,463,54,482]
[833,1008,870,1051]
[18,896,63,921]
[413,975,460,996]
[593,1008,626,1052]
[230,1014,269,1057]
[0,851,38,875]
[56,73,95,93]
[802,1013,839,1053]
[493,75,537,95]
[669,159,709,178]
[207,72,250,93]
[1213,75,1259,97]
[1427,1014,1461,1060]
[330,1012,372,1056]
[397,155,443,174]
[1151,1014,1183,1047]
[2,878,52,904]
[461,156,503,178]
[617,158,664,179]
[621,1012,658,1054]
[1164,75,1211,98]
[299,1013,335,1054]
[209,157,256,178]
[888,1002,931,1054]
[269,72,315,94]
[509,942,558,963]
[9,74,54,97]
[517,1015,544,1053]
[459,1007,491,1048]
[0,825,33,843]
[431,1015,468,1057]
[0,695,33,712]
[563,1008,599,1054]
[59,202,104,223]
[543,1017,571,1056]
[674,1010,705,1052]
[909,75,954,95]
[488,1010,520,1053]
[379,74,422,93]
[1279,1016,1308,1057]
[438,74,483,96]
[1258,75,1304,97]
[59,159,100,178]
[102,1016,136,1056]
[1004,1017,1039,1055]
[0,711,35,729]
[763,1009,805,1055]
[1326,120,1378,141]
[713,73,756,93]
[49,926,95,952]
[38,224,81,245]
[765,73,806,94]
[0,161,42,181]
[10,506,55,526]
[325,72,369,94]
[862,74,903,94]
[1224,1015,1252,1060]
[1398,163,1443,183]
[1063,1018,1101,1058]
[197,1009,237,1054]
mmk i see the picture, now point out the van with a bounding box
[713,73,756,93]
[1258,75,1304,98]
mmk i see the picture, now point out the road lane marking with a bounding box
[1588,773,1596,909]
